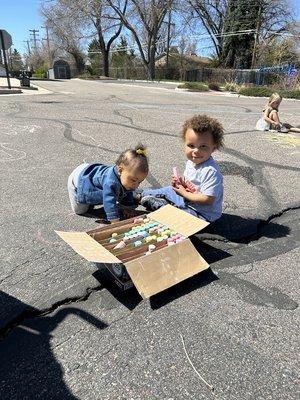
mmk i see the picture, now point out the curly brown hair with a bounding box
[181,114,224,149]
[115,144,149,173]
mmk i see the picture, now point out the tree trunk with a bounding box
[102,49,109,77]
[148,43,156,80]
[69,49,85,74]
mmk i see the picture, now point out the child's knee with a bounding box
[269,110,278,119]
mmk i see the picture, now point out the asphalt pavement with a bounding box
[0,78,299,400]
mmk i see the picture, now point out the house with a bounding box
[155,52,211,68]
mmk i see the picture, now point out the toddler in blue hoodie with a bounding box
[68,145,148,223]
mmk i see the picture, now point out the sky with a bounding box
[1,0,44,54]
[1,0,300,56]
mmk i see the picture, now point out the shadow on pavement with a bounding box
[216,271,298,310]
[93,265,220,311]
[190,238,232,264]
[149,239,231,309]
[197,212,290,242]
[93,240,230,312]
[150,268,219,310]
[92,269,142,311]
[0,291,107,400]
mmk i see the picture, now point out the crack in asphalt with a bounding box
[0,285,104,342]
[2,206,298,341]
[0,250,47,284]
[202,205,300,245]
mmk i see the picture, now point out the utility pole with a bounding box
[166,8,171,70]
[29,29,39,52]
[23,40,31,55]
[8,46,13,70]
[41,25,52,67]
[23,39,31,71]
[251,3,262,69]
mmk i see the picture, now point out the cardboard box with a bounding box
[56,205,210,299]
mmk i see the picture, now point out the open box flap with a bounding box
[55,231,120,263]
[149,205,209,237]
[124,239,209,299]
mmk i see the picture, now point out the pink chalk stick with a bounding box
[173,167,179,178]
[133,217,144,223]
[113,240,126,249]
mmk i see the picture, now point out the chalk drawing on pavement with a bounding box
[1,123,41,136]
[0,143,26,161]
[263,132,300,149]
[72,128,99,145]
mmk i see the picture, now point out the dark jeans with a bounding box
[142,186,207,220]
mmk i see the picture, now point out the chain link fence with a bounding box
[83,64,298,88]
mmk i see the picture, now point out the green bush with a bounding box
[177,82,209,91]
[208,82,221,91]
[224,82,240,92]
[280,90,300,100]
[32,64,48,79]
[238,86,300,100]
[32,72,47,78]
[238,86,274,97]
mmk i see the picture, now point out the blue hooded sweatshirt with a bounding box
[76,164,134,220]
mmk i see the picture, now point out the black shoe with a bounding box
[133,189,143,204]
[141,195,168,211]
[278,126,289,133]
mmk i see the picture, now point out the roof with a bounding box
[155,52,211,66]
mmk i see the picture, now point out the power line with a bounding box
[29,29,39,52]
[88,29,258,55]
[23,40,31,55]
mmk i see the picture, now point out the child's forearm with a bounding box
[182,191,215,205]
[264,116,280,125]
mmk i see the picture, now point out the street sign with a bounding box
[0,29,12,89]
[0,29,12,50]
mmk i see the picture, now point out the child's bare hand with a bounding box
[172,174,186,187]
[122,208,136,219]
[185,179,197,193]
[173,185,187,197]
[171,175,179,188]
[178,176,186,186]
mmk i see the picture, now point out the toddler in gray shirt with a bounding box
[139,114,224,222]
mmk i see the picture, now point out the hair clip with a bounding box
[136,148,146,156]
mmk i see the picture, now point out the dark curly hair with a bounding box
[181,114,224,149]
[116,144,149,173]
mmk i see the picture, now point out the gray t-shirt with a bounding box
[183,157,223,222]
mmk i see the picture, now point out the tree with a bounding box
[221,0,260,68]
[41,1,87,74]
[108,0,174,79]
[258,36,300,67]
[87,39,103,75]
[25,51,47,72]
[253,0,296,68]
[9,49,23,71]
[111,36,134,68]
[63,0,128,77]
[187,0,227,61]
[110,36,136,78]
[185,0,294,68]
